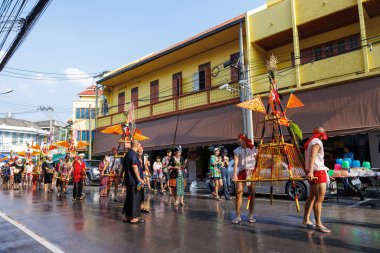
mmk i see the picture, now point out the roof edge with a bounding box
[98,15,245,84]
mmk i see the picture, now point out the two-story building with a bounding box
[95,0,380,173]
[71,85,102,155]
[246,0,380,167]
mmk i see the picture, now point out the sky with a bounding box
[0,0,266,123]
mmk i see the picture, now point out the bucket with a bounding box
[362,161,371,169]
[352,160,361,168]
[336,158,343,165]
[341,161,350,169]
[334,164,342,170]
[328,170,334,177]
[344,158,352,167]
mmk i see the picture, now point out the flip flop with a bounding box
[303,223,316,230]
[232,218,241,224]
[129,219,145,224]
[315,227,331,233]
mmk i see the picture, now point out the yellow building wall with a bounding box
[249,0,292,41]
[295,0,357,25]
[106,39,242,115]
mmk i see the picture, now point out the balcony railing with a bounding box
[97,83,240,128]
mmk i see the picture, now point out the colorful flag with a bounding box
[236,97,266,113]
[101,124,123,135]
[286,93,304,109]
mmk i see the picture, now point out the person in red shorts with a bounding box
[72,153,86,201]
[302,127,331,233]
[232,134,258,224]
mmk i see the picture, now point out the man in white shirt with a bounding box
[232,134,258,224]
[302,127,331,233]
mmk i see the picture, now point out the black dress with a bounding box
[13,163,24,184]
[42,160,55,184]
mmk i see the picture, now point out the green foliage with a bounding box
[289,122,303,140]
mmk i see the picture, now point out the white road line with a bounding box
[0,211,64,253]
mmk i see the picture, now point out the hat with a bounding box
[173,146,182,152]
[78,153,85,157]
[213,147,220,152]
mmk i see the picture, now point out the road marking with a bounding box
[348,199,373,208]
[0,211,64,253]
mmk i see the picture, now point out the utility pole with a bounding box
[37,106,54,145]
[239,21,254,140]
[88,104,92,160]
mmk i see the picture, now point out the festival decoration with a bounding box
[236,97,266,113]
[236,55,312,212]
[286,93,304,109]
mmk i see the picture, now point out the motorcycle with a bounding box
[342,177,366,200]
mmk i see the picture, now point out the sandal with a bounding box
[129,219,145,224]
[248,218,256,223]
[232,217,241,224]
[302,223,316,230]
[315,227,331,233]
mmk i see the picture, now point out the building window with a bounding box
[198,62,211,91]
[172,72,182,97]
[131,87,138,108]
[80,108,85,119]
[76,108,80,119]
[77,131,80,141]
[81,131,86,141]
[118,92,125,113]
[230,53,240,83]
[150,80,159,104]
[348,35,359,51]
[337,39,345,54]
[324,43,334,58]
[314,47,322,61]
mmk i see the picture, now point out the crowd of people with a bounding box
[0,127,331,232]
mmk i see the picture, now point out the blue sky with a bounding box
[0,0,266,123]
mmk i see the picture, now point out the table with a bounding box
[329,174,378,202]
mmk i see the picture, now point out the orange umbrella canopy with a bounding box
[17,151,27,157]
[30,144,41,150]
[101,124,123,135]
[49,145,58,151]
[76,141,89,149]
[55,141,69,148]
[133,133,149,141]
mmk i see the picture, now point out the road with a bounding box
[0,186,379,253]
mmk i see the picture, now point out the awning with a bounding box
[253,76,380,139]
[174,105,243,147]
[137,116,178,150]
[93,132,121,156]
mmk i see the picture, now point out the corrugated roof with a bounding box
[0,118,42,129]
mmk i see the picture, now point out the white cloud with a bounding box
[0,50,6,60]
[63,67,93,87]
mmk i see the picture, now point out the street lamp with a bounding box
[0,89,13,95]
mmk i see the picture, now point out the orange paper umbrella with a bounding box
[101,124,123,135]
[133,132,149,141]
[236,97,266,113]
[31,144,41,150]
[55,140,69,148]
[76,141,90,149]
[0,156,9,162]
[49,145,58,151]
[18,151,26,157]
[31,151,40,156]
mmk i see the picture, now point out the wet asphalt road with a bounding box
[0,186,379,253]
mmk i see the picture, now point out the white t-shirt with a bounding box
[305,138,326,172]
[153,162,162,172]
[233,146,257,172]
[26,165,34,174]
